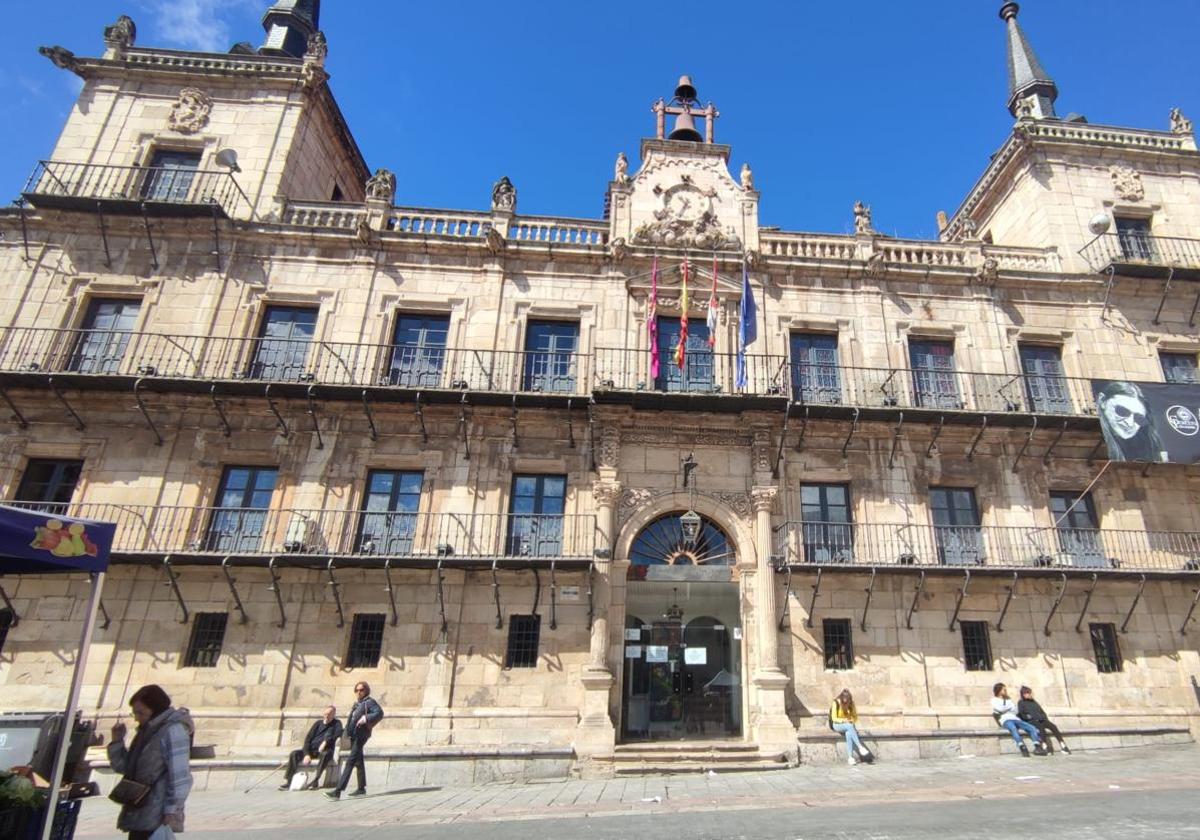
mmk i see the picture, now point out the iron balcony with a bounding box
[1080,232,1200,280]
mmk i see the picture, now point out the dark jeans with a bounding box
[336,738,367,793]
[1036,720,1066,746]
[286,747,335,786]
[129,832,152,840]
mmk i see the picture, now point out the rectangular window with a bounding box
[15,459,83,514]
[69,298,141,375]
[1114,216,1153,261]
[184,612,228,668]
[800,483,853,563]
[505,614,541,668]
[523,321,580,393]
[790,333,840,404]
[1018,344,1072,414]
[388,313,449,387]
[507,474,566,557]
[205,465,278,552]
[655,316,713,393]
[1160,352,1199,384]
[346,613,386,669]
[930,487,982,566]
[249,306,318,381]
[1050,491,1104,568]
[357,470,423,555]
[142,149,202,203]
[909,339,961,409]
[822,618,854,670]
[960,620,992,671]
[1089,623,1122,673]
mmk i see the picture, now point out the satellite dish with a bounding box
[214,148,241,173]
[1087,213,1111,236]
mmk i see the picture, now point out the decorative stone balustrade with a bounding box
[280,200,365,230]
[508,217,607,246]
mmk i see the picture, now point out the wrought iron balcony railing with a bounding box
[22,160,249,219]
[593,347,789,399]
[7,501,598,565]
[773,520,1200,574]
[1080,232,1200,279]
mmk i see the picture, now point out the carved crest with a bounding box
[1109,165,1144,202]
[168,88,213,134]
[633,210,740,250]
[484,227,507,255]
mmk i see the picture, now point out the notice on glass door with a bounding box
[645,646,669,663]
[624,645,642,659]
[684,647,707,665]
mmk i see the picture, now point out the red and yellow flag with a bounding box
[674,257,689,369]
[707,253,719,348]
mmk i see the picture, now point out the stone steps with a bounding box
[605,741,790,776]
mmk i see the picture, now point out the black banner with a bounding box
[1092,379,1200,464]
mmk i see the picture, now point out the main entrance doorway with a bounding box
[621,511,743,742]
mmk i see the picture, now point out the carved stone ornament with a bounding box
[633,210,741,250]
[38,46,81,75]
[355,217,372,244]
[749,486,778,513]
[167,87,213,134]
[614,152,630,184]
[305,31,328,65]
[1014,96,1035,120]
[103,15,137,51]
[597,425,620,468]
[491,176,516,212]
[744,249,765,271]
[609,237,628,263]
[751,427,773,474]
[959,217,979,240]
[1109,165,1144,202]
[617,487,753,528]
[973,256,999,285]
[740,162,754,190]
[863,250,887,279]
[484,226,507,255]
[593,480,623,508]
[364,168,397,203]
[853,201,874,235]
[1170,107,1194,135]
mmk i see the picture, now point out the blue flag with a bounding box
[736,260,757,389]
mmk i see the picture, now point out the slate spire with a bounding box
[259,0,320,59]
[999,2,1058,119]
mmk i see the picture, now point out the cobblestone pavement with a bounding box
[74,743,1200,839]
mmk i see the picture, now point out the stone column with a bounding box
[575,477,620,756]
[749,485,796,756]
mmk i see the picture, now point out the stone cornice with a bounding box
[78,47,309,82]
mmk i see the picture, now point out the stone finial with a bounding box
[740,163,754,191]
[304,31,328,65]
[614,152,629,184]
[1000,1,1058,120]
[491,176,516,212]
[167,88,213,134]
[1170,107,1194,136]
[936,210,949,233]
[103,15,137,52]
[853,201,873,234]
[364,168,396,203]
[38,46,81,76]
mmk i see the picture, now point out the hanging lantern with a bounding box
[680,509,701,548]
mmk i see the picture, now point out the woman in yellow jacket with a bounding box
[830,689,874,765]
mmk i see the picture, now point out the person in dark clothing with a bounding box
[1018,686,1070,754]
[326,682,384,800]
[279,705,343,790]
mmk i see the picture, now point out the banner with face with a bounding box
[1092,379,1200,464]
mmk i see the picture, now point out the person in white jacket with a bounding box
[991,682,1046,757]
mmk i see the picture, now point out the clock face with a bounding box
[665,185,707,221]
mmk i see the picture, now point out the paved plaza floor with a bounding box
[75,743,1200,839]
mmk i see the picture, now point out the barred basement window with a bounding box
[960,620,993,671]
[184,613,228,668]
[822,618,854,670]
[505,614,541,669]
[346,614,386,669]
[1090,623,1123,673]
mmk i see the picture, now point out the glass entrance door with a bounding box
[621,581,742,741]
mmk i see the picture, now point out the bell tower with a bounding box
[259,0,320,59]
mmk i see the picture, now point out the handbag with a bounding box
[109,776,152,807]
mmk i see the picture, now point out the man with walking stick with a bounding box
[278,705,342,790]
[325,682,383,800]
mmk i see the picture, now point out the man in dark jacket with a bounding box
[280,705,343,790]
[326,682,384,799]
[1017,686,1070,754]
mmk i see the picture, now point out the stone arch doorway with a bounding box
[621,511,743,741]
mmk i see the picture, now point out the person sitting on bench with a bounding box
[1017,686,1070,754]
[992,683,1046,757]
[280,706,343,790]
[830,689,874,765]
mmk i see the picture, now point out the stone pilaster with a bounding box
[749,484,795,754]
[575,478,621,756]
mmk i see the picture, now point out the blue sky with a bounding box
[1,1,1197,240]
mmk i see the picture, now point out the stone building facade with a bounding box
[1,3,1198,783]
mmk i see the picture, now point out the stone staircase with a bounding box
[606,741,791,776]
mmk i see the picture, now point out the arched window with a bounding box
[629,512,734,566]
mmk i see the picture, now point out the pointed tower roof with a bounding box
[259,0,320,59]
[999,2,1058,119]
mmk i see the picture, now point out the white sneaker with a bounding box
[847,756,858,766]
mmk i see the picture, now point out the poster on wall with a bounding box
[1092,379,1200,464]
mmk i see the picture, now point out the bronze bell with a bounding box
[674,74,697,103]
[667,109,704,143]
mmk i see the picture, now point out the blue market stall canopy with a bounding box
[0,504,114,574]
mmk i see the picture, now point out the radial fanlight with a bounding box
[629,512,735,567]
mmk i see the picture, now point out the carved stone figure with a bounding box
[959,217,979,239]
[863,250,887,279]
[853,201,874,234]
[364,168,396,203]
[38,46,80,74]
[491,176,516,212]
[1014,97,1035,119]
[974,256,999,285]
[609,237,628,263]
[167,88,213,134]
[1170,107,1194,135]
[103,15,137,51]
[744,249,765,271]
[740,162,754,190]
[484,226,506,255]
[614,152,629,184]
[1109,165,1144,202]
[305,31,328,64]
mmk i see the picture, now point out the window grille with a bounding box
[1090,623,1123,673]
[346,614,386,669]
[505,614,541,669]
[822,618,854,670]
[960,620,993,671]
[184,613,228,668]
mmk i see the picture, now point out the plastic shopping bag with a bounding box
[148,826,176,840]
[289,771,309,791]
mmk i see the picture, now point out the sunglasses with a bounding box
[1111,404,1146,424]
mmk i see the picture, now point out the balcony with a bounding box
[1080,233,1200,280]
[7,501,598,568]
[773,520,1200,576]
[593,348,789,411]
[22,160,248,220]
